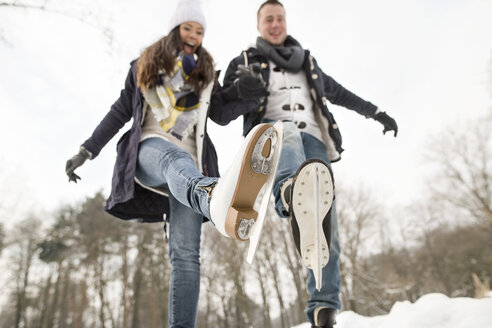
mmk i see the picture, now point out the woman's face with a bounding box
[179,22,204,54]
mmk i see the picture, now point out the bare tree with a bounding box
[201,230,232,326]
[426,118,492,226]
[130,228,148,328]
[117,233,132,328]
[0,192,177,328]
[412,203,455,295]
[375,206,427,303]
[251,251,273,328]
[275,217,308,324]
[337,184,384,313]
[199,223,264,327]
[259,222,290,328]
[5,217,43,328]
[198,225,225,328]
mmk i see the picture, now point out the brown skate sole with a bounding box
[225,124,275,240]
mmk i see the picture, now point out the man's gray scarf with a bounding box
[256,35,305,72]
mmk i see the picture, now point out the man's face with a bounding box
[257,4,287,46]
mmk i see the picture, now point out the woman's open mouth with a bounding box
[183,42,195,54]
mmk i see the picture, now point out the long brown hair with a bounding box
[136,26,214,94]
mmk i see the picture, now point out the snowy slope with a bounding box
[293,293,492,328]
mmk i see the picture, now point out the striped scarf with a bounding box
[142,53,200,140]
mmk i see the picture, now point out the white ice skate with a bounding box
[209,122,283,261]
[290,159,334,290]
[246,121,283,263]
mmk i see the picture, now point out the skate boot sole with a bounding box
[291,161,334,269]
[225,124,279,240]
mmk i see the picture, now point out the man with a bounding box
[210,1,398,327]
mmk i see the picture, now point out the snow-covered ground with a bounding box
[294,293,492,328]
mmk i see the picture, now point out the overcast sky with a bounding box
[0,0,491,225]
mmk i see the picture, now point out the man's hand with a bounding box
[374,112,398,137]
[234,64,269,99]
[236,63,263,79]
[65,147,91,183]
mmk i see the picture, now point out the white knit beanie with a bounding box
[168,0,207,34]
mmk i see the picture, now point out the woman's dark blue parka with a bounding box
[81,60,219,222]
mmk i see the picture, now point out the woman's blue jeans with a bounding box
[135,137,217,328]
[270,121,342,322]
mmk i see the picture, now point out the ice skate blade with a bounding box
[292,161,334,288]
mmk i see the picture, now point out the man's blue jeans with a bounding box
[135,137,217,328]
[271,121,341,323]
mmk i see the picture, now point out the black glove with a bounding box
[234,64,269,99]
[65,147,91,183]
[236,63,262,79]
[374,111,398,137]
[235,75,269,99]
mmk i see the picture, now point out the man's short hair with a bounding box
[257,0,284,22]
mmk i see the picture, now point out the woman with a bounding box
[65,0,281,326]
